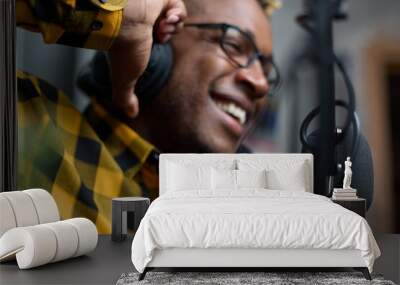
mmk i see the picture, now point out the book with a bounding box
[333,192,358,197]
[333,188,357,193]
[332,196,359,200]
[332,194,359,200]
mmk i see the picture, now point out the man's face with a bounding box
[135,0,272,153]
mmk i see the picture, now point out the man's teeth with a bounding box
[215,101,247,125]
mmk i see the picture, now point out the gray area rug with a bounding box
[117,272,396,285]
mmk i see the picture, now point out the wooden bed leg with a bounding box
[354,267,372,280]
[138,268,148,281]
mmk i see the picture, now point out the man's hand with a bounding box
[108,0,187,118]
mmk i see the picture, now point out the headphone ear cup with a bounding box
[77,44,173,109]
[303,126,374,209]
[135,43,174,107]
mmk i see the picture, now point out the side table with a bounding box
[112,197,150,242]
[332,198,366,217]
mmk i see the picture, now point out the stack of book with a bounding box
[332,188,358,200]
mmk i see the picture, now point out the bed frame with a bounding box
[138,154,372,281]
[139,248,371,280]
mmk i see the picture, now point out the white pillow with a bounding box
[167,162,211,191]
[237,159,309,192]
[236,169,267,188]
[212,169,237,190]
[167,158,236,170]
[266,168,307,191]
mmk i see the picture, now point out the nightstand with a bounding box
[332,198,366,217]
[112,197,150,242]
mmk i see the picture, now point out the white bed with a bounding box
[131,154,380,280]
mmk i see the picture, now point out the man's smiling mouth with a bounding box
[209,90,253,128]
[208,90,255,138]
[214,100,247,125]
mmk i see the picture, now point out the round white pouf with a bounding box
[0,218,98,269]
[0,192,39,227]
[0,226,57,269]
[42,221,79,262]
[0,196,17,237]
[65,218,98,257]
[23,189,60,223]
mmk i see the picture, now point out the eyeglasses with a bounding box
[185,22,281,97]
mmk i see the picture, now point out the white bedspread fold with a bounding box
[131,190,380,273]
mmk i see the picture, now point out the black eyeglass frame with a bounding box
[185,22,281,97]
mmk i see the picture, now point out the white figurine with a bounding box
[343,157,353,189]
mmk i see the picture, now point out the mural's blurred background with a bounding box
[17,0,400,233]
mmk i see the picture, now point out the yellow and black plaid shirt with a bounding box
[16,0,124,49]
[17,0,159,234]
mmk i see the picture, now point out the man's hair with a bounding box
[257,0,281,16]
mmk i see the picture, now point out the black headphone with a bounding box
[77,43,173,109]
[135,43,174,106]
[300,100,360,161]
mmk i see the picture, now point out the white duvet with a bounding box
[131,190,380,273]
